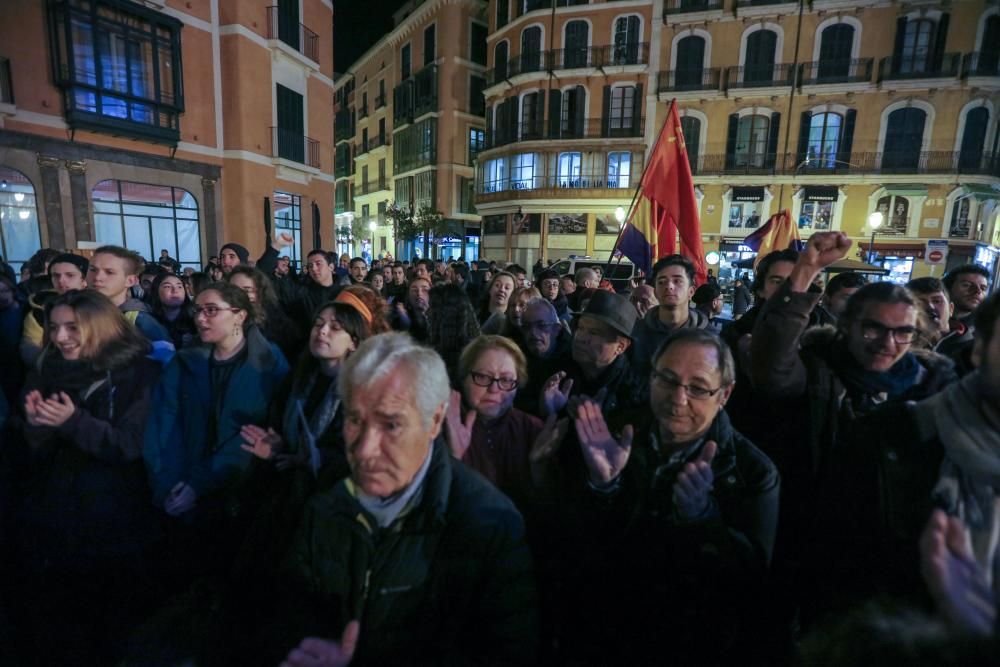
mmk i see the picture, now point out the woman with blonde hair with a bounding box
[477,270,516,325]
[8,289,162,666]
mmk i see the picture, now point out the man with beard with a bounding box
[386,262,408,304]
[944,264,990,328]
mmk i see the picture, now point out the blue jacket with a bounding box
[144,326,289,505]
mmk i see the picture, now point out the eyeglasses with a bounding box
[193,305,240,318]
[468,371,518,391]
[858,319,917,344]
[650,369,722,400]
[520,320,559,331]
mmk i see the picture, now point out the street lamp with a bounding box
[614,206,626,226]
[867,211,884,264]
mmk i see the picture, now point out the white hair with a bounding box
[524,297,558,323]
[338,332,450,429]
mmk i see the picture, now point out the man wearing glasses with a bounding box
[513,297,573,415]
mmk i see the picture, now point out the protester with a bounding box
[628,284,657,319]
[266,333,538,665]
[7,290,161,666]
[149,272,197,351]
[943,264,990,327]
[426,282,481,384]
[482,285,539,336]
[20,253,89,365]
[478,270,516,325]
[566,267,598,312]
[692,282,730,334]
[630,254,709,380]
[348,257,367,285]
[143,282,289,579]
[390,275,431,341]
[48,253,89,293]
[365,268,385,295]
[816,271,866,324]
[227,266,301,360]
[385,261,407,303]
[732,275,752,318]
[339,284,392,334]
[218,243,249,275]
[535,268,570,323]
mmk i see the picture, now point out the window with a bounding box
[378,201,387,224]
[680,116,701,171]
[335,181,349,214]
[735,114,771,167]
[276,0,301,51]
[613,16,641,65]
[469,127,485,164]
[273,192,302,263]
[362,128,369,153]
[393,118,437,172]
[276,84,305,163]
[469,75,486,116]
[564,21,589,68]
[378,118,386,144]
[0,168,42,273]
[511,153,536,189]
[556,86,585,139]
[817,24,854,80]
[876,195,910,234]
[414,171,434,210]
[497,0,509,29]
[459,177,476,214]
[483,157,507,192]
[379,79,385,104]
[609,86,635,131]
[899,19,934,74]
[608,152,631,188]
[744,29,777,84]
[471,23,488,65]
[48,0,185,143]
[361,92,368,114]
[799,201,834,232]
[949,198,971,238]
[495,42,509,80]
[557,152,582,185]
[401,43,411,79]
[335,143,351,178]
[395,175,414,210]
[674,36,706,89]
[424,25,436,66]
[805,113,842,168]
[521,26,542,72]
[362,165,369,192]
[361,203,370,223]
[882,107,926,170]
[378,159,386,189]
[728,202,763,229]
[92,179,201,269]
[520,91,542,139]
[958,107,990,170]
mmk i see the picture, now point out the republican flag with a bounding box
[742,210,802,267]
[616,101,707,283]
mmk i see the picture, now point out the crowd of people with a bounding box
[1,230,999,666]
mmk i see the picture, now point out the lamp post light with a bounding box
[867,211,884,264]
[614,205,626,227]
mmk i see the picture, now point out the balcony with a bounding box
[393,64,438,125]
[799,58,874,86]
[725,63,796,89]
[360,179,390,195]
[0,57,13,106]
[478,172,634,196]
[335,109,353,143]
[359,104,368,119]
[266,6,319,63]
[736,0,795,6]
[963,52,1000,78]
[878,53,961,82]
[663,0,723,16]
[685,147,1000,177]
[375,93,386,109]
[270,126,320,169]
[485,117,645,149]
[486,43,649,86]
[657,68,723,92]
[356,134,390,156]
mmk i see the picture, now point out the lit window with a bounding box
[608,152,631,188]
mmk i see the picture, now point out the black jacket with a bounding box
[268,440,539,665]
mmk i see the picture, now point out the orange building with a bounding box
[0,0,335,272]
[333,0,488,262]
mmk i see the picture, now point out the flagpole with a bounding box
[605,99,676,284]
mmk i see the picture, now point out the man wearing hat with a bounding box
[692,283,730,334]
[219,243,250,275]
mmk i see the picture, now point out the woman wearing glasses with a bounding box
[564,328,779,664]
[144,282,289,577]
[445,335,567,506]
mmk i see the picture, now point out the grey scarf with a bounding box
[920,371,1000,589]
[282,370,341,475]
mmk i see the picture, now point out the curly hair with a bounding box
[227,266,281,328]
[341,284,392,334]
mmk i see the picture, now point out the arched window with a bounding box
[563,21,589,68]
[680,116,701,171]
[613,16,641,65]
[882,107,926,170]
[521,26,542,72]
[0,168,42,273]
[675,35,706,89]
[494,42,509,80]
[744,30,777,83]
[876,194,910,235]
[496,0,508,29]
[958,107,990,170]
[559,85,585,138]
[900,19,934,73]
[817,24,854,80]
[735,114,770,167]
[92,180,201,269]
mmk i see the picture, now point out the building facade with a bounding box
[334,0,488,263]
[0,0,335,272]
[476,0,1000,284]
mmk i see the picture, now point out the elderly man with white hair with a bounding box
[274,332,538,667]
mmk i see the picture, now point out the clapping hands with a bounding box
[672,440,717,521]
[24,390,76,428]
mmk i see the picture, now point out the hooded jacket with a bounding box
[629,306,710,380]
[143,326,289,506]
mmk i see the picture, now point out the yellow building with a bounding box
[333,0,488,262]
[0,0,337,272]
[477,0,1000,283]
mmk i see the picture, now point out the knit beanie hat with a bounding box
[220,243,250,264]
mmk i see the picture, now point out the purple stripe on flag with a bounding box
[618,223,654,276]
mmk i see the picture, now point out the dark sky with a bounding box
[333,0,408,73]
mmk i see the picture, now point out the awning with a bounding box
[732,186,765,202]
[802,186,839,202]
[883,185,928,197]
[857,241,925,258]
[824,258,889,275]
[963,184,1000,202]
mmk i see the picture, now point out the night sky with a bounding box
[333,0,409,74]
